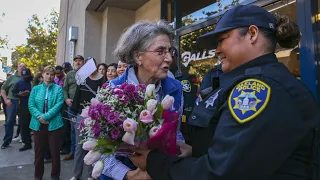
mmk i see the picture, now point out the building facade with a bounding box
[56,0,161,66]
[57,0,320,101]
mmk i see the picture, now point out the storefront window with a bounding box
[179,25,217,90]
[181,0,245,27]
[178,0,301,92]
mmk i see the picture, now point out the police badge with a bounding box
[228,79,271,123]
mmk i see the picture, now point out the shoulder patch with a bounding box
[181,80,191,92]
[228,79,271,124]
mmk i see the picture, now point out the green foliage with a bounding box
[179,0,240,79]
[11,10,58,73]
[0,13,8,50]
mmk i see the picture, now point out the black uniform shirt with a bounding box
[146,53,319,180]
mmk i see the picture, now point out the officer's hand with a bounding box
[130,148,151,171]
[125,168,152,180]
[178,142,192,157]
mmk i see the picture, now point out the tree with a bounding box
[0,13,9,50]
[11,10,58,73]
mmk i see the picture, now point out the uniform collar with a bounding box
[219,53,277,88]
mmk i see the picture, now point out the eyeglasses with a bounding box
[144,47,177,58]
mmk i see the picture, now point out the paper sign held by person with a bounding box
[75,58,96,85]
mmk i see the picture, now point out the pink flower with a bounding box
[139,110,153,124]
[92,161,104,178]
[91,98,101,106]
[122,132,136,145]
[81,107,89,118]
[82,140,98,151]
[84,118,92,126]
[84,150,101,165]
[123,118,138,133]
[161,95,174,110]
[149,126,159,137]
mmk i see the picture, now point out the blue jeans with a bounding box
[68,107,77,154]
[3,99,18,144]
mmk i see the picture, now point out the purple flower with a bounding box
[120,83,128,90]
[110,128,121,139]
[79,120,85,130]
[89,106,101,121]
[120,96,129,104]
[102,83,110,89]
[124,84,136,93]
[92,122,101,138]
[100,104,111,117]
[107,112,120,124]
[137,84,146,91]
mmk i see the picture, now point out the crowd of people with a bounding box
[0,56,129,180]
[0,4,319,180]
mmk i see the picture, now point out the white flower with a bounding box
[161,95,174,110]
[146,84,155,97]
[83,150,101,165]
[146,99,157,112]
[82,140,98,151]
[122,132,136,145]
[92,161,104,178]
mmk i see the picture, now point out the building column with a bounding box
[296,0,320,99]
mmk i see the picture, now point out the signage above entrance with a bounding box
[181,49,216,67]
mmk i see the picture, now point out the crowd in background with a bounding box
[0,56,128,180]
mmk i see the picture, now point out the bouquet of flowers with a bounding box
[79,82,180,178]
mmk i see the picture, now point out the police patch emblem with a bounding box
[181,80,191,92]
[228,79,271,124]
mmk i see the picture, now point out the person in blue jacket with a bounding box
[100,20,185,180]
[130,5,320,180]
[12,67,33,151]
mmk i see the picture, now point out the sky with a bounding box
[0,0,60,64]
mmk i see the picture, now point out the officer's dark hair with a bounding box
[237,14,301,52]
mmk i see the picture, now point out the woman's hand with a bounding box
[38,116,49,124]
[178,142,192,157]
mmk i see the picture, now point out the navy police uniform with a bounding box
[147,53,319,180]
[199,65,223,92]
[145,5,319,180]
[174,70,198,145]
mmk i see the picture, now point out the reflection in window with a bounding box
[179,25,217,89]
[182,0,244,26]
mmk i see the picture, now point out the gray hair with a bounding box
[114,20,174,65]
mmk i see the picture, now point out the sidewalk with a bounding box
[0,114,75,180]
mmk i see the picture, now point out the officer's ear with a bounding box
[247,25,259,44]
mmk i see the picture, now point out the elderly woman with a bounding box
[28,66,64,180]
[99,20,184,180]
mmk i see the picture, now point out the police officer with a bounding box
[131,5,320,180]
[199,64,223,92]
[170,47,198,145]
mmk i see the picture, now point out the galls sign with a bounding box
[181,49,215,67]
